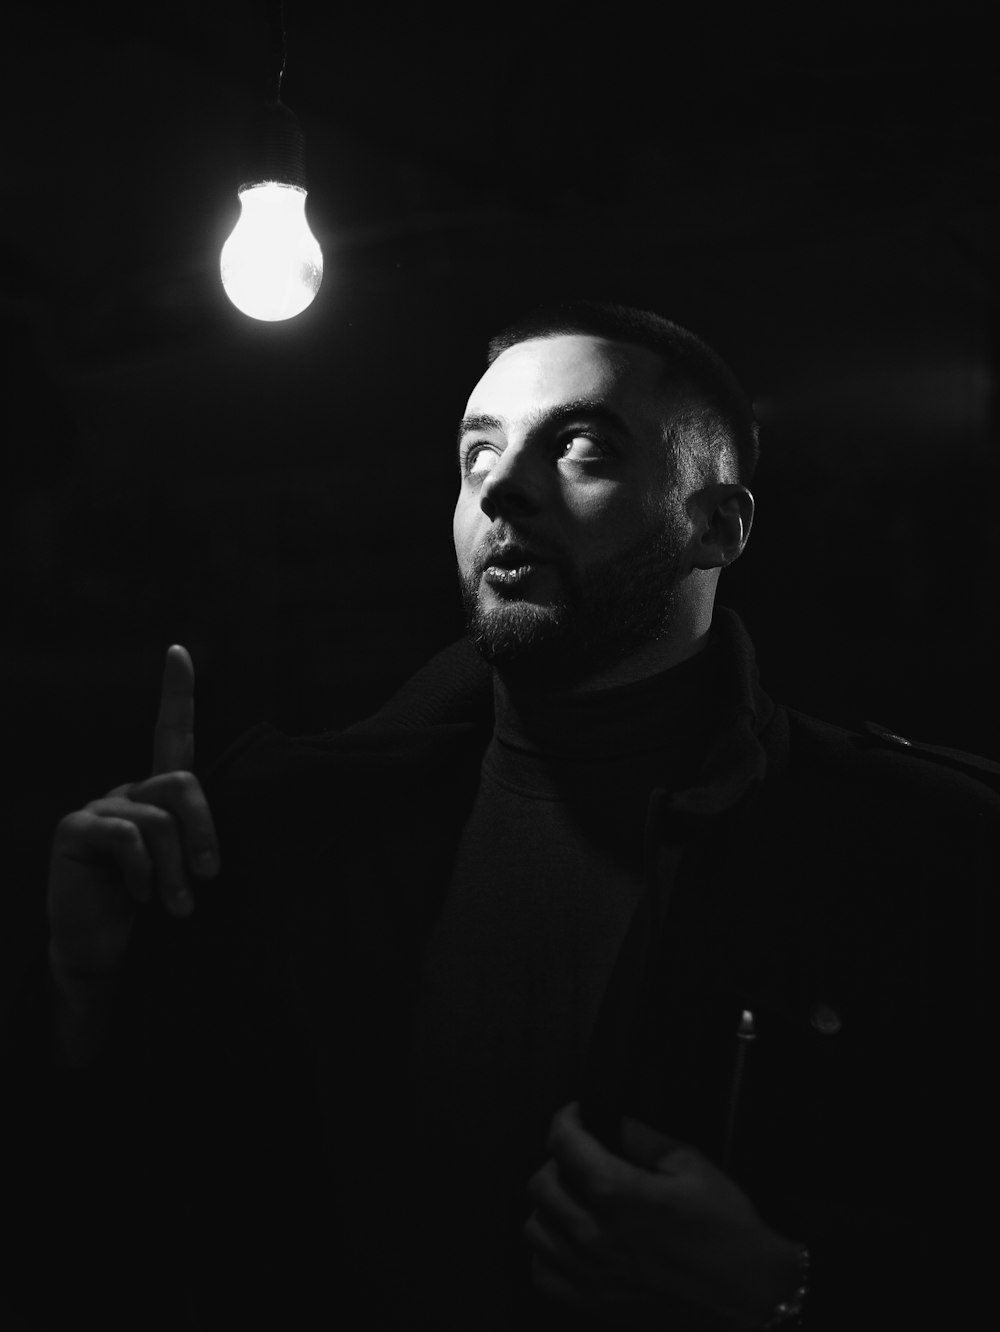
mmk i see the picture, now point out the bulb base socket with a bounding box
[238,99,307,191]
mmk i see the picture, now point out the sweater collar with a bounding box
[491,638,721,762]
[344,606,778,816]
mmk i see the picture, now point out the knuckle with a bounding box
[139,805,177,838]
[115,819,145,848]
[52,810,95,850]
[137,769,198,800]
[85,795,122,814]
[55,810,88,835]
[667,1145,703,1174]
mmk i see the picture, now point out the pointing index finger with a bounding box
[152,644,195,776]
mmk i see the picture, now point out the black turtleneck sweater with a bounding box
[406,640,726,1326]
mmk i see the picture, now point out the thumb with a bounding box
[619,1116,689,1171]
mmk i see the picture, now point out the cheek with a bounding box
[562,485,620,531]
[453,496,478,569]
[569,494,654,560]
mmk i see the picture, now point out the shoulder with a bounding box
[202,638,492,806]
[853,718,1000,786]
[748,707,999,925]
[777,705,1000,815]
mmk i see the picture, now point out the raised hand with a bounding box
[525,1101,803,1330]
[47,647,219,1060]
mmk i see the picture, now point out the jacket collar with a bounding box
[664,607,780,823]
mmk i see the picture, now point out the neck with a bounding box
[498,602,715,698]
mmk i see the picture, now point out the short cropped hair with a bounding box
[487,300,760,486]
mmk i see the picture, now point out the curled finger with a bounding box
[528,1160,608,1262]
[53,809,153,909]
[125,770,220,884]
[525,1219,592,1309]
[87,797,192,918]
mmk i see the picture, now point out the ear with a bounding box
[689,485,754,571]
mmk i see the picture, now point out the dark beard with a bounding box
[458,524,685,689]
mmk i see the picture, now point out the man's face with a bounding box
[453,334,695,685]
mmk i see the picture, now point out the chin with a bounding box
[467,600,563,666]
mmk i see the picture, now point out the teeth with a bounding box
[487,564,528,583]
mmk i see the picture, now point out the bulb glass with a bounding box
[220,182,323,322]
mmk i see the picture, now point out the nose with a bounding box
[478,445,544,522]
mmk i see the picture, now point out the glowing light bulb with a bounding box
[219,99,324,322]
[220,181,323,321]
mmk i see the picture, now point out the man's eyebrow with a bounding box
[456,413,506,452]
[455,400,633,459]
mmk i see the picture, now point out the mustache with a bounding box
[472,526,563,573]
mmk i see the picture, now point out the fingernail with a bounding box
[192,851,219,878]
[174,889,194,915]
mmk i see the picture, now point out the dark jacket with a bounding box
[5,609,997,1330]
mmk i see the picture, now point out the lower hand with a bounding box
[525,1101,802,1330]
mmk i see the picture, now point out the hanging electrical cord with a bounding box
[265,0,288,103]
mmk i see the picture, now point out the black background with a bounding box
[4,0,999,977]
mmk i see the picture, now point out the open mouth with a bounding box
[483,563,537,587]
[477,540,555,593]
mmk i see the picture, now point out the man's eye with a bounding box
[560,434,606,462]
[464,444,499,478]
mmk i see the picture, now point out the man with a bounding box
[22,302,998,1330]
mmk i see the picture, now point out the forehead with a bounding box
[464,334,671,428]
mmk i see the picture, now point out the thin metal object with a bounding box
[721,1007,755,1170]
